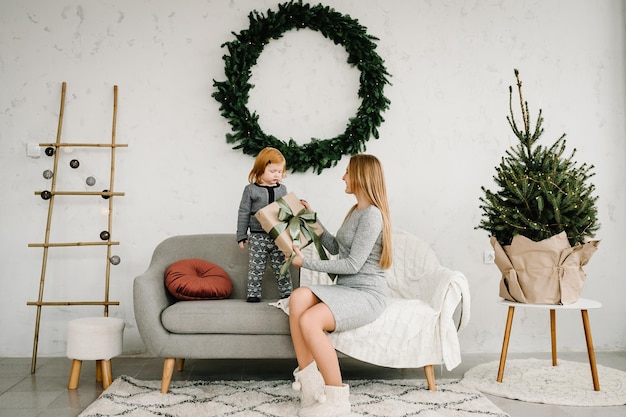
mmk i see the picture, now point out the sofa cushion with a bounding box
[165,258,233,300]
[161,299,291,335]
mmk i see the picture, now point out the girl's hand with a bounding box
[291,245,304,267]
[238,240,247,250]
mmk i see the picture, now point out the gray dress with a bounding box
[302,205,388,331]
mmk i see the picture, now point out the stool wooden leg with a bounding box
[161,358,176,394]
[68,359,82,389]
[96,360,103,382]
[497,306,515,383]
[581,309,600,391]
[424,365,436,391]
[177,358,185,371]
[101,359,113,390]
[550,309,557,366]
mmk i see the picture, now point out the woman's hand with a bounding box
[291,245,304,267]
[300,199,312,212]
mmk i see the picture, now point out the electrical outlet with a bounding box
[483,250,495,264]
[26,143,41,158]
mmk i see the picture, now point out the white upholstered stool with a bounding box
[66,317,125,390]
[496,298,602,391]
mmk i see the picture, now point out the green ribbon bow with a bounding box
[268,198,335,280]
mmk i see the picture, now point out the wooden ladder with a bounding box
[27,82,127,373]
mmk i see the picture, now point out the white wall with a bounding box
[1,0,624,358]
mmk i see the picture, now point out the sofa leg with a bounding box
[161,358,175,394]
[177,358,185,371]
[424,365,436,391]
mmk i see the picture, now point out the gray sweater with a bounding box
[303,205,384,279]
[302,205,388,331]
[236,183,288,243]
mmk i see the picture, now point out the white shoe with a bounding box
[292,361,325,408]
[298,384,351,417]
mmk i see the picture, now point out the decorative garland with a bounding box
[212,0,391,174]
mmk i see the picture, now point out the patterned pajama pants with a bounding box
[247,233,293,299]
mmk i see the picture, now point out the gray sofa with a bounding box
[133,234,299,393]
[134,231,470,394]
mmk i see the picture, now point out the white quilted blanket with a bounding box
[271,229,470,371]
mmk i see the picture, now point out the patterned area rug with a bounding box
[79,376,509,417]
[463,358,626,407]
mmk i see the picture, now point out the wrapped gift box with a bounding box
[255,192,323,258]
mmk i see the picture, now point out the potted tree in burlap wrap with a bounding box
[477,69,600,305]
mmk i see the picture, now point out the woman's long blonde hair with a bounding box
[345,154,392,269]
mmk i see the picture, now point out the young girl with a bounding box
[236,147,293,302]
[289,154,392,417]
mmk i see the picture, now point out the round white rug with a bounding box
[462,358,626,407]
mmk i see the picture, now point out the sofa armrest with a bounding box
[428,267,468,317]
[427,265,471,370]
[133,262,174,355]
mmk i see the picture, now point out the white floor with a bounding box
[0,351,624,417]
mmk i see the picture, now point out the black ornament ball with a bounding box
[101,189,110,199]
[45,147,55,156]
[99,231,110,240]
[109,255,121,265]
[41,190,52,200]
[70,159,80,169]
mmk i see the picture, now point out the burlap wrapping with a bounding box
[254,192,323,256]
[491,231,599,305]
[255,192,328,278]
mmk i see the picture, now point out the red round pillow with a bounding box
[165,258,232,300]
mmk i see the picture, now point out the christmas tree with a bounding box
[477,69,599,246]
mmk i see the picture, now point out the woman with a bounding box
[289,154,393,417]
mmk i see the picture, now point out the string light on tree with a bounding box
[477,69,599,246]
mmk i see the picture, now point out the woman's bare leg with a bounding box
[289,287,320,368]
[289,287,341,385]
[300,302,341,386]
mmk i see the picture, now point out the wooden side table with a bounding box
[497,297,602,391]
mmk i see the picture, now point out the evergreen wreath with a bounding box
[212,1,391,174]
